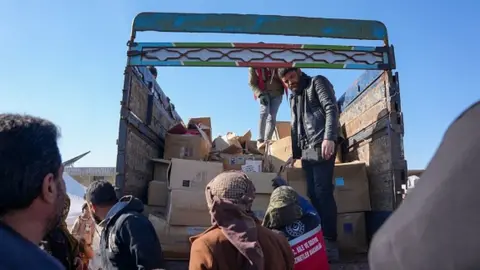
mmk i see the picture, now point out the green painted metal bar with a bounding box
[131,12,389,43]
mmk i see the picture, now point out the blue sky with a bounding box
[0,0,478,169]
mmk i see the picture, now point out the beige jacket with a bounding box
[71,215,95,246]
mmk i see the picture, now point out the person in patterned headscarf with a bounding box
[41,195,83,270]
[263,186,330,269]
[189,171,294,270]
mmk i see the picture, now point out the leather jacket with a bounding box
[290,74,339,159]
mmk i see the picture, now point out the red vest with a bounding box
[289,225,330,270]
[254,68,288,100]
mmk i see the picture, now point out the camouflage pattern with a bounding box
[263,186,303,229]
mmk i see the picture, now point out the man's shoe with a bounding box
[324,239,340,263]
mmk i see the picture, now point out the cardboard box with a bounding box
[246,172,276,194]
[152,159,170,181]
[188,117,212,143]
[148,181,168,207]
[285,168,308,199]
[272,121,291,140]
[337,212,367,252]
[251,194,271,220]
[149,214,208,259]
[168,159,223,191]
[285,162,371,213]
[268,137,302,173]
[164,133,211,160]
[220,153,263,171]
[241,160,262,173]
[334,162,371,213]
[166,189,211,226]
[143,205,167,217]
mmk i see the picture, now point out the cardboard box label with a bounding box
[337,212,367,252]
[335,177,345,186]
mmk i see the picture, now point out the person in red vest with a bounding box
[248,68,287,151]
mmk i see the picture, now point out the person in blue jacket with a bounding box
[271,175,319,222]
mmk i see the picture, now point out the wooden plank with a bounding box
[124,126,159,201]
[128,74,149,123]
[340,73,391,138]
[344,132,393,175]
[149,100,173,138]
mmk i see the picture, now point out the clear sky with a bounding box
[0,0,478,169]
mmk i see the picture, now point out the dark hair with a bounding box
[277,68,298,78]
[82,203,88,211]
[85,180,117,207]
[0,114,62,215]
[148,66,157,77]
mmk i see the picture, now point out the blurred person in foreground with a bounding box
[277,67,341,261]
[85,180,165,270]
[189,171,294,270]
[263,184,329,270]
[0,114,66,269]
[41,195,83,270]
[71,203,96,268]
[369,101,480,270]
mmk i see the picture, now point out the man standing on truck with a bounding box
[85,180,165,270]
[0,114,66,269]
[277,68,340,262]
[248,67,286,151]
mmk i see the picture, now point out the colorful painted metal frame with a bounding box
[128,12,395,70]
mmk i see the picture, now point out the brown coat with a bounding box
[189,225,294,270]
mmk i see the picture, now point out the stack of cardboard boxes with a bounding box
[146,117,278,259]
[146,119,371,258]
[269,133,370,253]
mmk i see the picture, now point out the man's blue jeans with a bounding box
[258,95,282,141]
[302,157,338,241]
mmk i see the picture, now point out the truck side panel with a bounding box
[115,67,182,200]
[338,71,406,212]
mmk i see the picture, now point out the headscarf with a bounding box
[262,186,303,230]
[205,171,264,270]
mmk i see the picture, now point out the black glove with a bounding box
[272,175,288,189]
[258,94,269,106]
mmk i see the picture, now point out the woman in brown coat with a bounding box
[189,171,294,270]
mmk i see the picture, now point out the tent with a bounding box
[64,172,86,228]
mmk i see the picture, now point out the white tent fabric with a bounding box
[64,172,87,228]
[63,172,102,270]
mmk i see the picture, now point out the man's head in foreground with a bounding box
[277,68,302,91]
[0,114,66,243]
[85,180,118,224]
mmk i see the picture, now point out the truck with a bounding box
[114,12,406,269]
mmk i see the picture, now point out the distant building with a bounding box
[65,167,116,187]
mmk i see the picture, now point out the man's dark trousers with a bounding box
[302,157,337,241]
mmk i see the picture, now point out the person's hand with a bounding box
[272,176,288,189]
[285,156,296,168]
[321,140,335,160]
[258,94,269,106]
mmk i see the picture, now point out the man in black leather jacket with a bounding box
[277,68,340,262]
